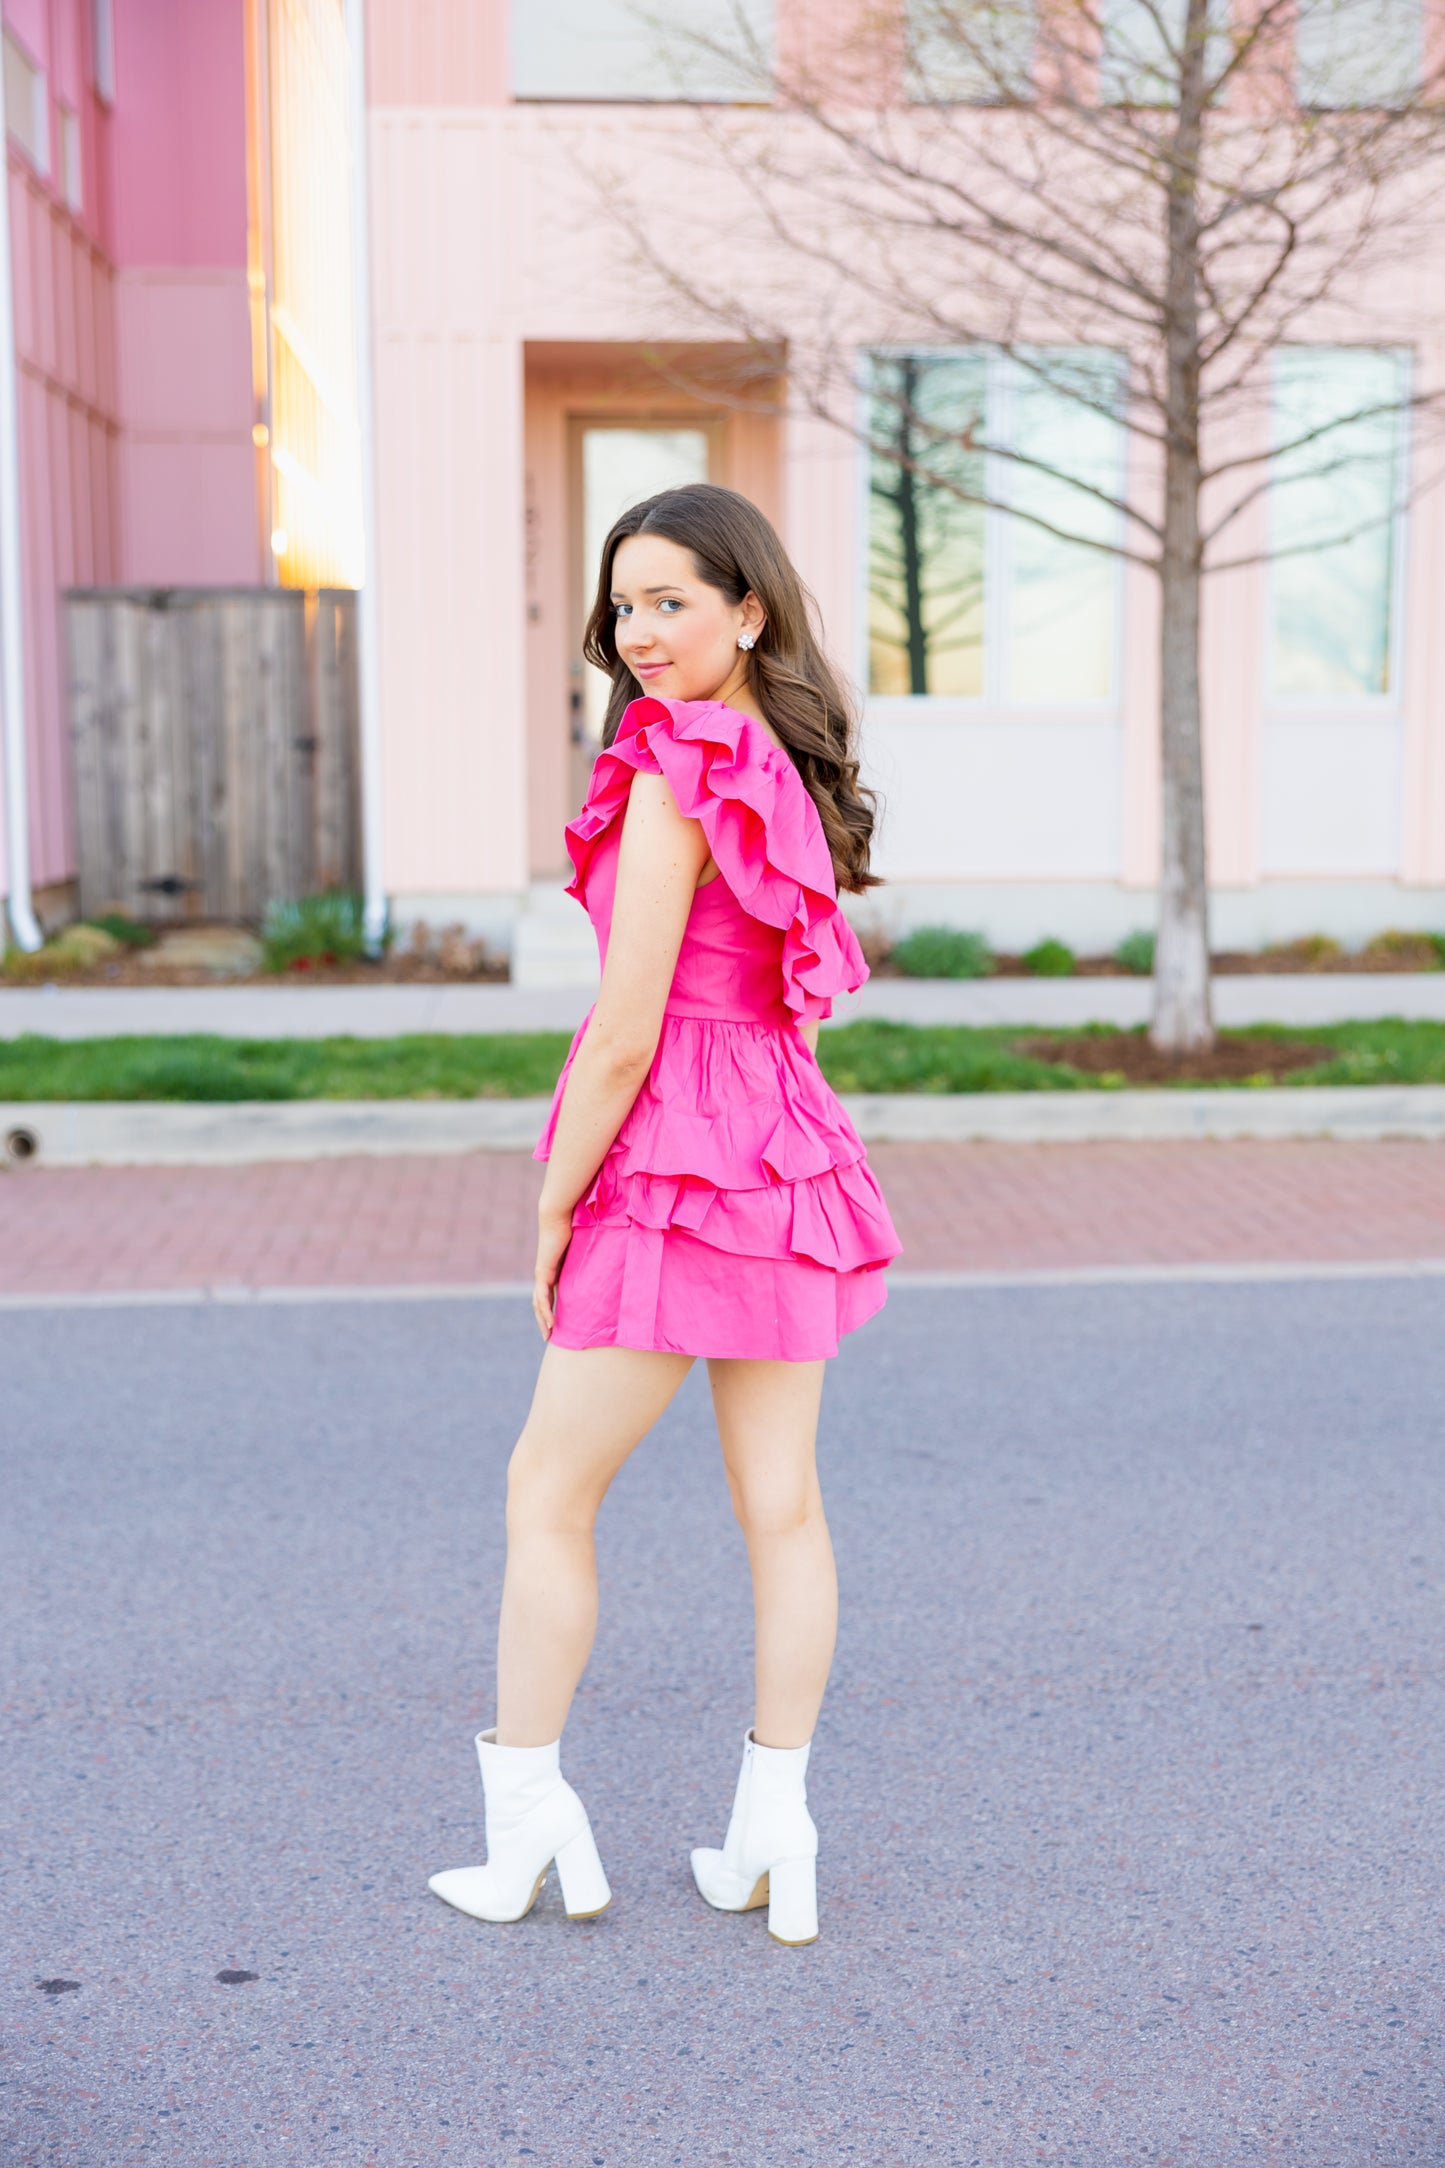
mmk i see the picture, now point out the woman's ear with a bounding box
[739,592,767,643]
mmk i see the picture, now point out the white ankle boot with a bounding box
[428,1730,611,1924]
[690,1729,819,1945]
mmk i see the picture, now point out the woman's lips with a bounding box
[633,662,671,678]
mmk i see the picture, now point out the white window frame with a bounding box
[1261,345,1411,722]
[857,345,1127,720]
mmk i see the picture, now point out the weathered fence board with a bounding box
[65,588,361,922]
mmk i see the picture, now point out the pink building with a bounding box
[3,2,1443,961]
[364,0,1445,971]
[0,0,358,937]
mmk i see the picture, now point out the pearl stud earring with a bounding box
[737,631,756,650]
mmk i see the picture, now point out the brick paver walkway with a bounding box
[4,1140,1445,1296]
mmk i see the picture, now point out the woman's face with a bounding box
[610,533,765,705]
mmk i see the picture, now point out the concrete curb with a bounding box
[5,971,1445,1038]
[5,1256,1445,1308]
[6,1084,1445,1167]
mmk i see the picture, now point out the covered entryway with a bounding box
[515,345,781,984]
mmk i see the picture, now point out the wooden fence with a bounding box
[65,587,361,923]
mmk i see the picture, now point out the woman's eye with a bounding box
[614,603,632,618]
[658,598,682,614]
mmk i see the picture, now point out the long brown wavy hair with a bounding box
[582,482,879,893]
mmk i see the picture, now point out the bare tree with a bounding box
[601,0,1445,1050]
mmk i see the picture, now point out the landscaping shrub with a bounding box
[1022,937,1076,977]
[1262,933,1344,971]
[262,891,372,973]
[1114,929,1156,975]
[1359,928,1442,970]
[891,925,994,979]
[83,913,156,948]
[3,924,123,979]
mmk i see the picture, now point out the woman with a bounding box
[428,483,900,1946]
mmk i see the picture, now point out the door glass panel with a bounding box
[579,426,711,736]
[867,354,987,697]
[1006,353,1122,703]
[1269,348,1403,699]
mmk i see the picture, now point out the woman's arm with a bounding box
[800,1021,820,1057]
[533,772,711,1338]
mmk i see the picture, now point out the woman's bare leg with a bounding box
[706,1358,834,1750]
[496,1343,693,1746]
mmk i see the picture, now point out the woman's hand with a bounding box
[533,1206,574,1340]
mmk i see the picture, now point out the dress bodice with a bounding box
[576,826,792,1028]
[561,696,868,1026]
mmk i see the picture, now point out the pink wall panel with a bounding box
[114,270,252,434]
[366,0,505,106]
[108,0,247,268]
[118,438,256,585]
[10,157,119,889]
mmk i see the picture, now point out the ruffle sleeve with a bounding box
[564,696,868,1023]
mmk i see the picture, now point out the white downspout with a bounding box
[0,41,42,952]
[345,0,387,952]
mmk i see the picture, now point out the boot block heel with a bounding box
[766,1854,818,1946]
[554,1823,611,1919]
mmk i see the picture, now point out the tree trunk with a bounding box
[1153,495,1213,1052]
[897,359,929,694]
[1150,0,1213,1055]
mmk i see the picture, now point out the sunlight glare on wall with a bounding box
[263,0,363,590]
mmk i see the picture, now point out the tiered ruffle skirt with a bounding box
[536,1010,901,1361]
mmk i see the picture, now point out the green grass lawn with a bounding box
[1,1019,1444,1101]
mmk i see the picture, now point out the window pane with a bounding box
[1295,0,1419,108]
[4,33,47,173]
[581,426,711,732]
[905,0,1036,103]
[1270,349,1403,699]
[868,355,987,697]
[1007,355,1122,702]
[511,0,773,101]
[92,0,115,104]
[1099,0,1227,104]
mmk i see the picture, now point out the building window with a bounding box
[1295,0,1420,109]
[1269,348,1406,701]
[867,349,1123,705]
[1098,0,1227,105]
[4,32,49,175]
[511,0,773,101]
[905,0,1036,105]
[59,106,81,211]
[93,0,115,105]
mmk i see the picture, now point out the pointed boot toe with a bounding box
[690,1844,769,1913]
[428,1730,611,1926]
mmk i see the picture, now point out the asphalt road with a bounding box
[4,1283,1443,2167]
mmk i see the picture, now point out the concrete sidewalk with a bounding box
[4,969,1445,1037]
[4,1137,1445,1298]
[7,1083,1445,1169]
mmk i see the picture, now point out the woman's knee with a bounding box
[505,1430,599,1542]
[727,1469,821,1544]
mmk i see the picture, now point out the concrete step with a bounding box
[509,883,600,991]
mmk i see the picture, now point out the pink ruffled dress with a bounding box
[534,696,902,1362]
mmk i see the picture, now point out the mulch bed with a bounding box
[1022,1032,1335,1085]
[2,954,509,989]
